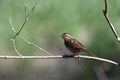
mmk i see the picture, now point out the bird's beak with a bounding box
[60,35,63,39]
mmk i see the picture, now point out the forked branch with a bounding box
[9,18,52,56]
[103,0,120,42]
[13,0,40,39]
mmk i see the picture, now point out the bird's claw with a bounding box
[78,54,80,60]
[63,54,74,58]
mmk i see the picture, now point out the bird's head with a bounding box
[61,33,73,40]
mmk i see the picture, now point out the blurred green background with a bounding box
[0,0,120,80]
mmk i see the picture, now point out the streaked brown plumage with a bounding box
[61,33,96,57]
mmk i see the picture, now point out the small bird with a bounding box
[61,33,96,58]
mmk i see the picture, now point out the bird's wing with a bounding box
[71,39,97,57]
[70,39,97,57]
[71,39,86,49]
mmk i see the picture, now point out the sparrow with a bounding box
[61,33,96,58]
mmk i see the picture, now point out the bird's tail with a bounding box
[83,49,97,57]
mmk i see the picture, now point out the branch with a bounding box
[0,55,118,65]
[9,0,53,56]
[11,39,23,57]
[103,0,120,42]
[9,18,52,56]
[13,0,40,39]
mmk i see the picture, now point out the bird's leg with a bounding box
[77,53,80,60]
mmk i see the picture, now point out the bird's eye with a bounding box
[64,34,67,37]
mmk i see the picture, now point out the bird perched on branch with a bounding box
[61,33,96,58]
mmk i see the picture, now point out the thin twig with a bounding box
[104,0,108,13]
[25,4,27,18]
[103,0,120,42]
[13,0,40,39]
[9,18,52,56]
[11,39,23,57]
[0,55,118,65]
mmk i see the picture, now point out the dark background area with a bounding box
[0,0,120,80]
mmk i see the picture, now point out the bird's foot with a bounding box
[62,54,74,58]
[78,54,80,60]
